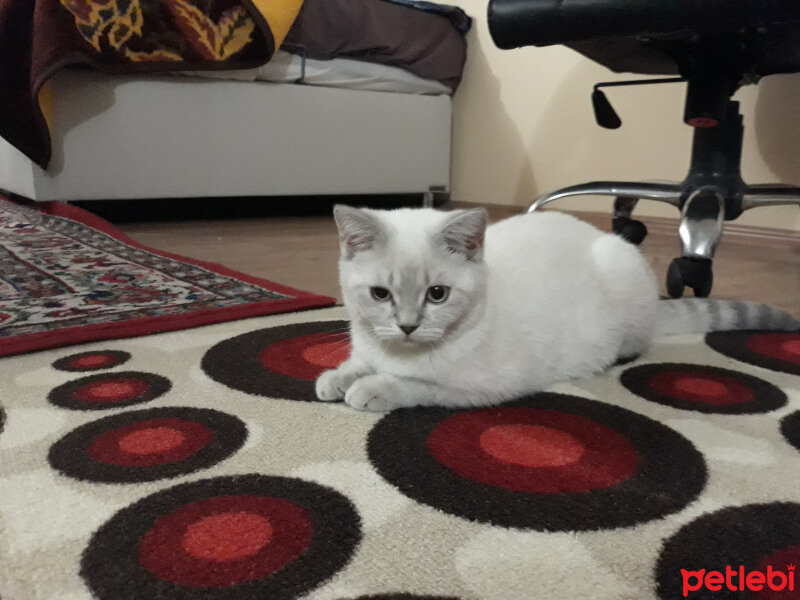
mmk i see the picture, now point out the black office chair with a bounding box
[487,0,800,297]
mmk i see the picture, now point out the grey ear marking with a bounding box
[439,208,488,260]
[333,205,383,259]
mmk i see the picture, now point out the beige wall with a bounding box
[449,0,800,232]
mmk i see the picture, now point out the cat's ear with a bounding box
[439,208,487,261]
[333,205,384,259]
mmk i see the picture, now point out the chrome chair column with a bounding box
[678,188,725,261]
[661,188,725,298]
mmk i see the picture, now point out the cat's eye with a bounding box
[426,285,450,304]
[370,286,392,302]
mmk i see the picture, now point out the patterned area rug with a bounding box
[2,306,800,600]
[0,198,335,357]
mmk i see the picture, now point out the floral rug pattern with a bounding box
[0,198,334,357]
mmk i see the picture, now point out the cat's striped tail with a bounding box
[654,299,800,337]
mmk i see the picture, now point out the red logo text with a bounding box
[681,564,795,597]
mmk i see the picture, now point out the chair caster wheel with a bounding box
[667,257,713,298]
[612,217,648,245]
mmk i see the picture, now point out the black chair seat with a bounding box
[489,0,800,77]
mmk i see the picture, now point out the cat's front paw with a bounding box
[345,374,405,412]
[315,369,353,401]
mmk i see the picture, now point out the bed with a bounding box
[0,0,469,204]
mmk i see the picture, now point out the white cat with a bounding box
[316,205,798,411]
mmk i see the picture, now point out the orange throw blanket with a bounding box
[0,0,303,168]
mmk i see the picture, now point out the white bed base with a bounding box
[0,71,452,202]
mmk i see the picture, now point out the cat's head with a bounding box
[334,205,488,347]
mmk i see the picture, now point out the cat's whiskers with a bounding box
[426,341,437,372]
[314,333,351,344]
[297,329,354,366]
[410,328,445,343]
[373,325,399,341]
[315,328,351,340]
[313,344,352,364]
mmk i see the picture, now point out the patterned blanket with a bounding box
[0,0,303,168]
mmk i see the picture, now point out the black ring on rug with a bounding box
[367,393,706,531]
[48,407,247,483]
[81,475,361,600]
[780,411,800,453]
[706,331,800,376]
[52,350,131,372]
[201,320,350,401]
[342,595,461,600]
[655,502,800,599]
[47,371,171,410]
[619,363,787,414]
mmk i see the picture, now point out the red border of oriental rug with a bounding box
[0,198,336,357]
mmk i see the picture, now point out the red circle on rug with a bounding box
[301,341,351,369]
[707,332,800,377]
[782,340,800,355]
[182,512,274,562]
[48,372,171,411]
[427,408,639,494]
[673,377,728,398]
[52,350,132,372]
[752,545,800,600]
[87,418,214,467]
[118,427,187,455]
[368,393,707,531]
[73,378,150,404]
[747,333,800,365]
[201,321,352,402]
[49,408,247,483]
[73,354,116,368]
[479,424,585,468]
[648,372,754,406]
[620,363,786,414]
[259,332,351,380]
[138,495,312,587]
[81,474,361,600]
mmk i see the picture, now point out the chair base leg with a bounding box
[742,185,800,211]
[526,181,682,213]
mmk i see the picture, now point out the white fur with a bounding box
[317,206,660,411]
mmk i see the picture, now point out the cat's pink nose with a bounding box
[399,324,418,336]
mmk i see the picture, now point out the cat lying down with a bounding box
[316,205,799,412]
